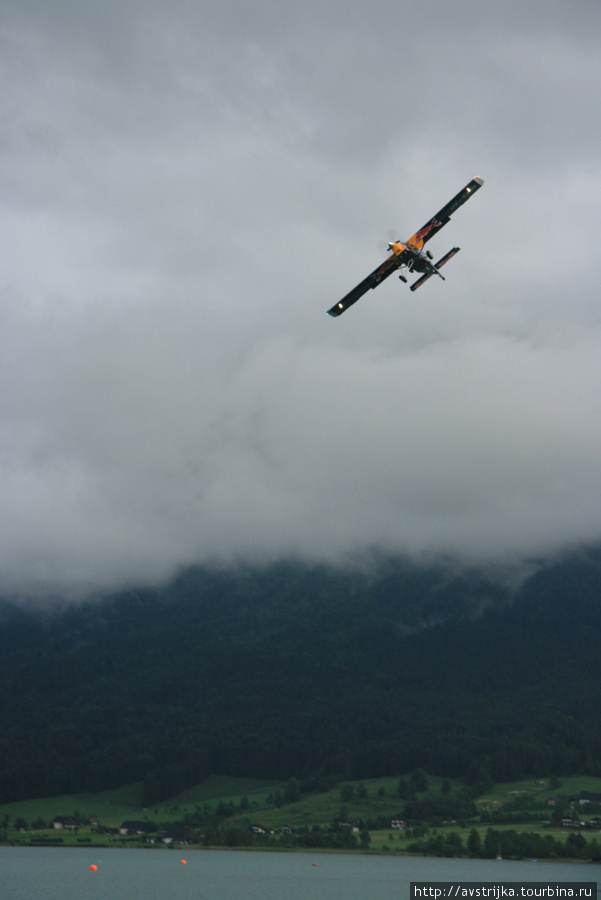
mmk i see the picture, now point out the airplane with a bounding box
[327,176,484,317]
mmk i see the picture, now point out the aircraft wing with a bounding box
[327,252,406,316]
[410,176,484,246]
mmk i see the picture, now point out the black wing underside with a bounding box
[326,251,409,317]
[415,175,484,245]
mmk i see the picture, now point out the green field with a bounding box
[2,774,601,852]
[0,774,414,839]
[0,782,144,828]
[478,775,601,809]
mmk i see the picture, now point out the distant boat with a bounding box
[496,846,503,861]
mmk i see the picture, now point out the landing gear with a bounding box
[426,250,433,259]
[399,274,407,283]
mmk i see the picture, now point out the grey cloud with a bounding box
[1,1,601,596]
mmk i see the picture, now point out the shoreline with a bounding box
[1,842,596,864]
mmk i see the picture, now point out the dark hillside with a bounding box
[1,550,600,803]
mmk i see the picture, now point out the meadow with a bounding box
[2,774,601,854]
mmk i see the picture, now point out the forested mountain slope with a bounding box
[1,549,600,803]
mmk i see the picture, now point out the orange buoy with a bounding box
[180,859,187,865]
[90,864,98,872]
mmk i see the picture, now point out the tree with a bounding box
[411,768,429,793]
[398,778,416,801]
[473,763,494,794]
[467,828,481,858]
[444,832,464,857]
[340,784,354,803]
[551,798,569,823]
[223,825,248,847]
[483,827,500,859]
[283,778,300,804]
[141,772,161,808]
[565,832,587,856]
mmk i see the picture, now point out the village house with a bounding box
[53,816,81,830]
[579,792,601,806]
[158,826,196,844]
[549,793,601,809]
[119,820,150,836]
[560,816,585,828]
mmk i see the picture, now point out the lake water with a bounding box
[0,847,597,900]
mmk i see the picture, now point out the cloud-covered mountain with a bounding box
[1,548,600,803]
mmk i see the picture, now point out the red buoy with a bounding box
[90,864,98,872]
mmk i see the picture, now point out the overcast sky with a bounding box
[2,0,601,597]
